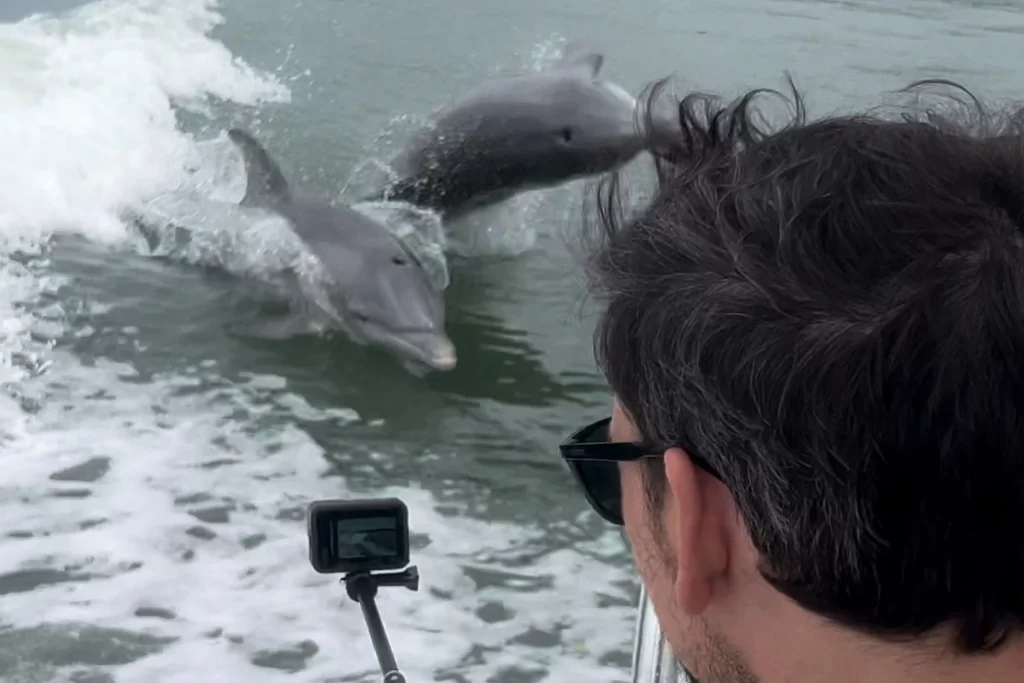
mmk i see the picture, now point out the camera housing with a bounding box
[307,498,410,574]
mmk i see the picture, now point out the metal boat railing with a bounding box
[629,585,696,683]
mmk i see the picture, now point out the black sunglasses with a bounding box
[559,417,720,525]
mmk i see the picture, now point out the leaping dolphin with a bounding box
[227,127,457,373]
[369,43,655,218]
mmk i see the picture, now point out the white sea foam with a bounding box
[0,3,635,682]
[2,355,635,683]
[0,0,287,389]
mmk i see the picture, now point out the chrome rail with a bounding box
[629,585,696,683]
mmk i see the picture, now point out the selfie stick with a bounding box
[343,566,420,683]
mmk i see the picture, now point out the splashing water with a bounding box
[0,4,637,682]
[0,0,288,386]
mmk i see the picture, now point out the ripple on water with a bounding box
[2,353,637,683]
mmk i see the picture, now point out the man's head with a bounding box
[563,80,1024,682]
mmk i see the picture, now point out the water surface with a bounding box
[2,1,1023,682]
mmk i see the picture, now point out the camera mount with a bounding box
[342,566,420,683]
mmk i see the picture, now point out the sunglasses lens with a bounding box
[569,459,623,525]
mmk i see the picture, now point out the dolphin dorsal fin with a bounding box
[556,40,604,78]
[227,128,291,208]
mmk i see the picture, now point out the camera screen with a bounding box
[332,515,399,560]
[307,498,410,574]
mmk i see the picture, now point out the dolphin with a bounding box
[226,127,457,373]
[369,43,656,218]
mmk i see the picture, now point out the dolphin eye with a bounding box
[353,312,371,322]
[391,256,408,266]
[560,127,573,143]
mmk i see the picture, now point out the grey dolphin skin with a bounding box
[370,43,656,218]
[226,128,457,373]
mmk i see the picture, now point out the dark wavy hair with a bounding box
[583,76,1024,653]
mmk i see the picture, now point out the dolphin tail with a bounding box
[226,128,292,209]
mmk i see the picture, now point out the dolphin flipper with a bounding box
[556,40,603,77]
[226,128,291,209]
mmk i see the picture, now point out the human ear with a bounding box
[664,447,728,615]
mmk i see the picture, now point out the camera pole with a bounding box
[343,566,420,683]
